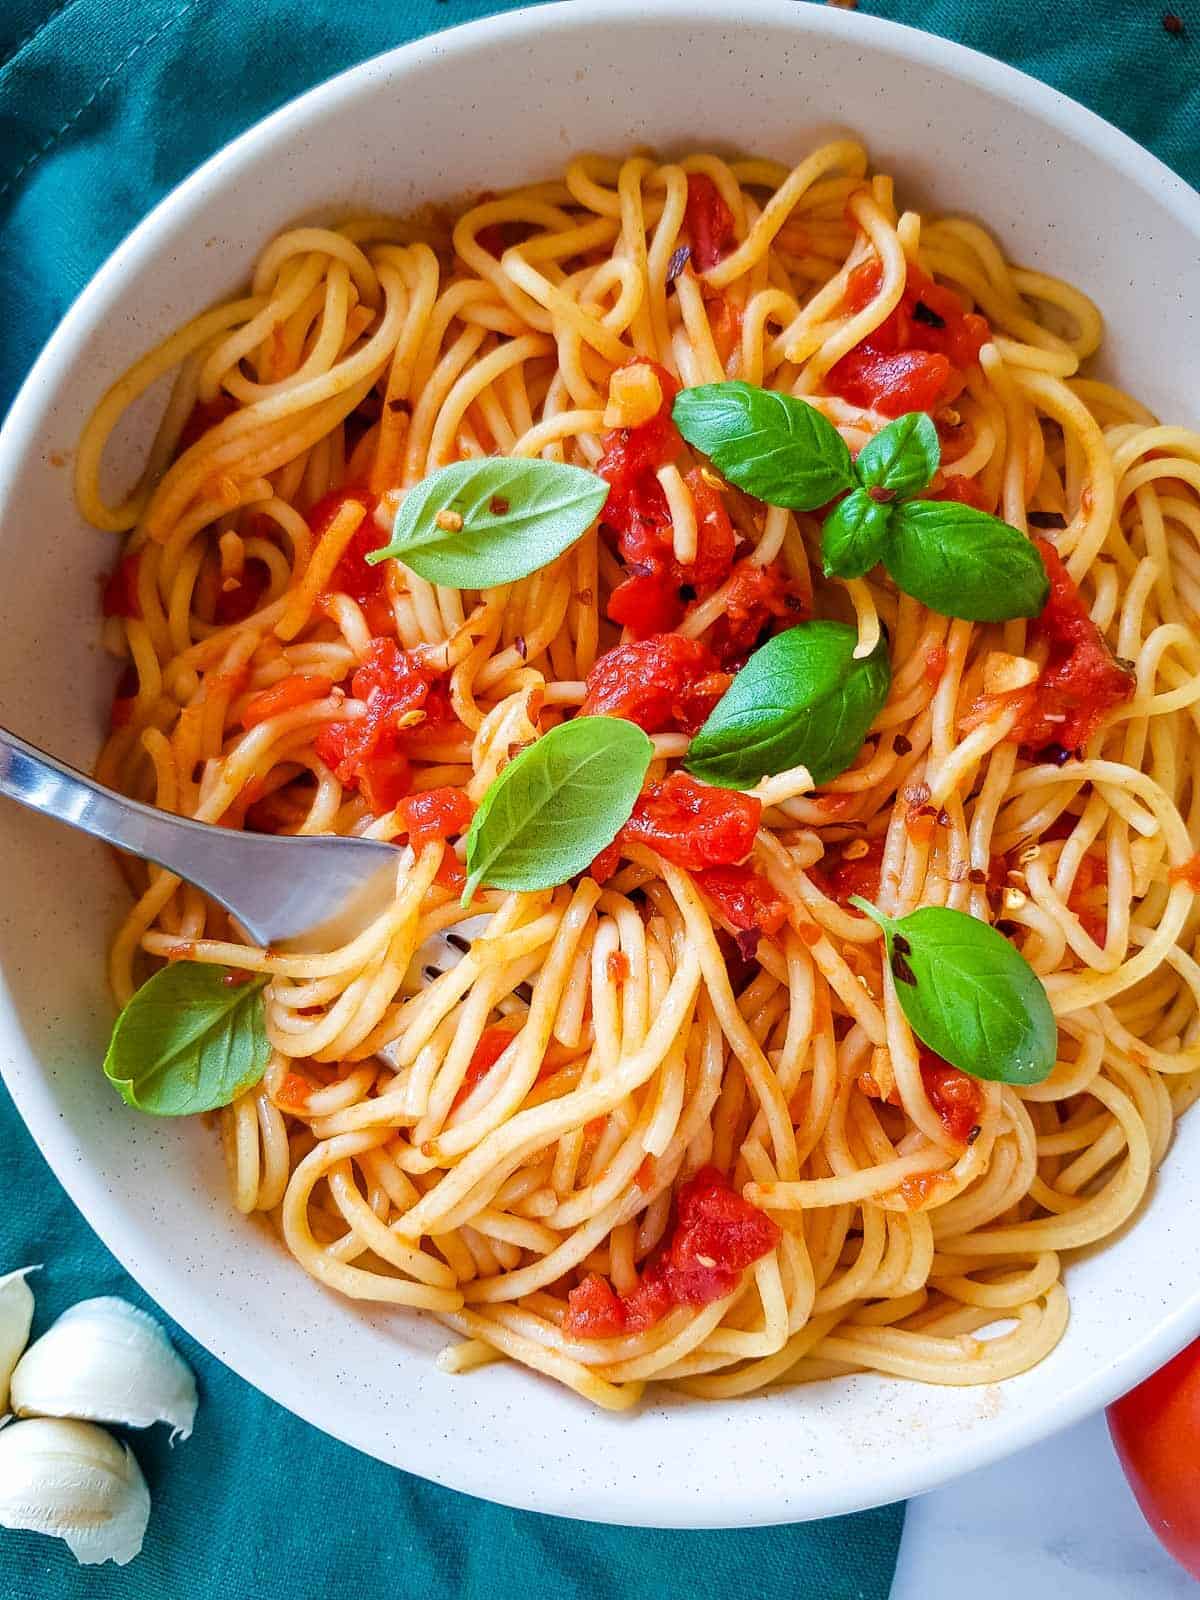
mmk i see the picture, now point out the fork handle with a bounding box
[0,724,206,871]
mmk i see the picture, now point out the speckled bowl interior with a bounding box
[1,0,1198,1527]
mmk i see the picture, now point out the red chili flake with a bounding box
[1163,12,1185,32]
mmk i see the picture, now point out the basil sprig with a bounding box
[369,457,609,588]
[463,716,652,903]
[850,898,1057,1085]
[672,382,1049,622]
[685,621,890,788]
[104,962,270,1115]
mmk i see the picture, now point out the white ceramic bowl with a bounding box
[1,0,1198,1529]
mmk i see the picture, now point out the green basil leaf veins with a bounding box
[855,411,941,497]
[849,899,1057,1086]
[671,381,856,510]
[685,621,891,788]
[884,501,1050,622]
[821,488,893,579]
[464,716,652,903]
[368,457,609,588]
[104,962,270,1116]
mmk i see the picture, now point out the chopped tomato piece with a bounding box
[694,864,787,937]
[101,553,141,619]
[599,368,737,636]
[398,786,474,848]
[925,473,990,510]
[109,662,139,729]
[924,645,948,687]
[1067,850,1108,942]
[580,633,730,734]
[240,673,332,729]
[919,1050,983,1144]
[309,486,384,608]
[452,1021,521,1109]
[684,173,735,272]
[314,639,456,814]
[620,772,761,871]
[814,837,885,912]
[860,1048,982,1145]
[562,1167,779,1339]
[1011,537,1135,753]
[829,257,988,417]
[704,558,801,666]
[705,293,743,367]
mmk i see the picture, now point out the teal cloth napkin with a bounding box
[0,1,1194,1594]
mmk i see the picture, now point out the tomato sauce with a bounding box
[1169,854,1200,891]
[925,473,991,511]
[314,639,457,814]
[101,553,141,619]
[827,257,989,418]
[177,393,238,453]
[684,174,736,272]
[619,772,762,871]
[1067,851,1108,942]
[1011,536,1135,753]
[240,673,332,730]
[562,1166,779,1339]
[580,634,730,734]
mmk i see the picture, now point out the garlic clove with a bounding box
[11,1297,196,1441]
[0,1265,38,1413]
[0,1416,150,1565]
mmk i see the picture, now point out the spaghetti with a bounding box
[77,140,1200,1409]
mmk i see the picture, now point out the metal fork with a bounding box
[0,726,402,948]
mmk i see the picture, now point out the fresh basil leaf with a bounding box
[368,457,609,588]
[684,621,890,788]
[855,412,941,497]
[849,899,1057,1086]
[821,489,893,579]
[671,381,856,510]
[464,716,652,902]
[884,500,1050,621]
[104,963,270,1116]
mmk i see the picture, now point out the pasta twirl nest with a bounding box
[77,140,1200,1410]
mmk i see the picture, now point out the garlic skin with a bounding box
[0,1417,150,1564]
[0,1265,38,1412]
[11,1297,196,1441]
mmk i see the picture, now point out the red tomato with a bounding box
[620,771,761,871]
[814,837,885,912]
[705,558,802,666]
[308,486,384,608]
[214,560,268,625]
[451,1021,521,1109]
[580,634,730,734]
[694,863,787,937]
[562,1167,779,1339]
[918,1050,983,1144]
[314,639,455,814]
[1109,1340,1200,1579]
[829,256,988,416]
[240,673,332,729]
[925,472,991,511]
[599,367,738,637]
[684,173,735,272]
[398,785,474,848]
[1011,536,1135,754]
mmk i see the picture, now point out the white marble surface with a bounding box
[892,1413,1197,1598]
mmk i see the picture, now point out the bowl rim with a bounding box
[2,0,1200,1527]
